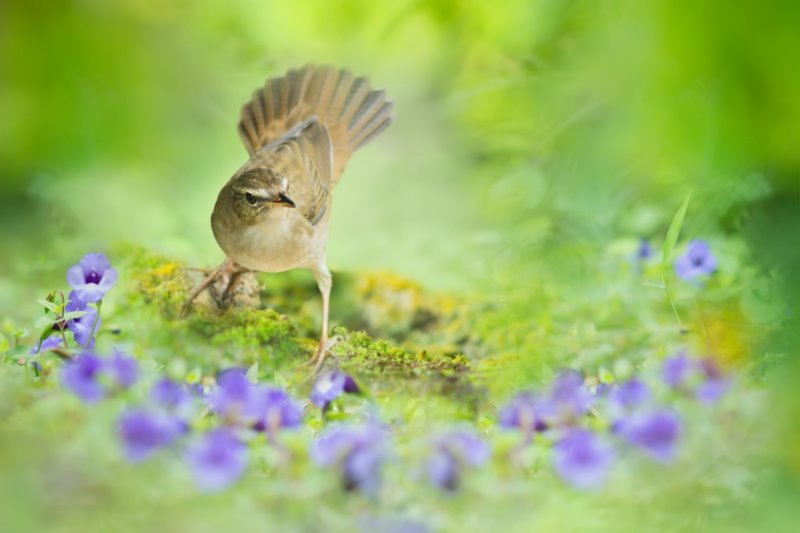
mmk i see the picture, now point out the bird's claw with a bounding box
[303,335,342,375]
[180,259,254,317]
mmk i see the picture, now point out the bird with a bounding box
[183,65,394,372]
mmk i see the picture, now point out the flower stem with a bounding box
[85,299,102,347]
[56,290,70,349]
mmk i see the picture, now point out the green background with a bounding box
[1,1,799,531]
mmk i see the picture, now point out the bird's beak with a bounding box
[276,192,296,208]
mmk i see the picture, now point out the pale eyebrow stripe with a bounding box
[233,187,270,198]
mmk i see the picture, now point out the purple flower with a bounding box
[108,350,138,388]
[66,253,118,303]
[674,240,717,280]
[553,429,614,490]
[427,430,490,491]
[498,392,551,434]
[31,335,63,355]
[151,379,192,411]
[310,371,359,409]
[311,421,387,494]
[188,383,206,399]
[251,387,303,435]
[695,358,730,405]
[594,383,612,398]
[662,353,730,405]
[620,410,682,462]
[637,238,653,261]
[548,370,591,420]
[186,428,248,492]
[662,352,691,388]
[207,369,258,423]
[65,291,100,347]
[117,409,181,462]
[696,379,729,405]
[61,352,106,403]
[609,379,650,410]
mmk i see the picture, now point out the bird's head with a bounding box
[215,167,296,226]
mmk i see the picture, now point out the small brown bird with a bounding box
[184,65,393,371]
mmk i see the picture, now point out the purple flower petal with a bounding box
[252,387,303,433]
[621,410,682,462]
[549,370,591,419]
[498,392,550,433]
[662,352,691,388]
[427,429,490,491]
[108,350,138,388]
[117,409,180,462]
[343,446,383,493]
[695,379,729,405]
[186,429,248,492]
[428,450,459,491]
[674,240,717,280]
[66,297,99,347]
[552,429,614,490]
[311,421,387,494]
[609,379,650,410]
[97,267,118,292]
[150,378,192,411]
[343,374,359,394]
[310,371,347,408]
[61,353,106,403]
[208,369,258,423]
[437,430,490,467]
[80,253,111,274]
[637,238,652,261]
[66,265,86,291]
[67,253,117,303]
[31,335,63,355]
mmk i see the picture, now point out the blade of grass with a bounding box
[662,192,692,265]
[662,192,692,325]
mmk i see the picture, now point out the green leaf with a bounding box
[662,192,692,265]
[37,299,61,313]
[37,323,58,343]
[273,371,289,389]
[35,316,57,329]
[246,361,259,382]
[61,310,88,321]
[186,367,202,384]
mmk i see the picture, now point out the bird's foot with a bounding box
[304,335,343,375]
[180,258,253,317]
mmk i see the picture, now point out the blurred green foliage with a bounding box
[1,0,799,531]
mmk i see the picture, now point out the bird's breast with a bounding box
[213,208,324,273]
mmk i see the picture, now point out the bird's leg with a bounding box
[308,265,335,373]
[181,257,247,317]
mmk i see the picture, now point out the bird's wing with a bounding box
[256,120,333,226]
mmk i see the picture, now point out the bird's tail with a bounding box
[237,64,393,182]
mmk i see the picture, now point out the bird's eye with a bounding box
[245,192,258,206]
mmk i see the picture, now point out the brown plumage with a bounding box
[184,65,394,373]
[237,64,393,181]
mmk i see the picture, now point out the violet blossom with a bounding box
[66,253,118,303]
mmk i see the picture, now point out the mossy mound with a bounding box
[110,244,484,401]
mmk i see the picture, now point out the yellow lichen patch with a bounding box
[692,306,755,369]
[152,262,178,277]
[353,271,468,346]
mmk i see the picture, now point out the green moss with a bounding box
[108,244,482,391]
[188,307,300,364]
[113,243,191,316]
